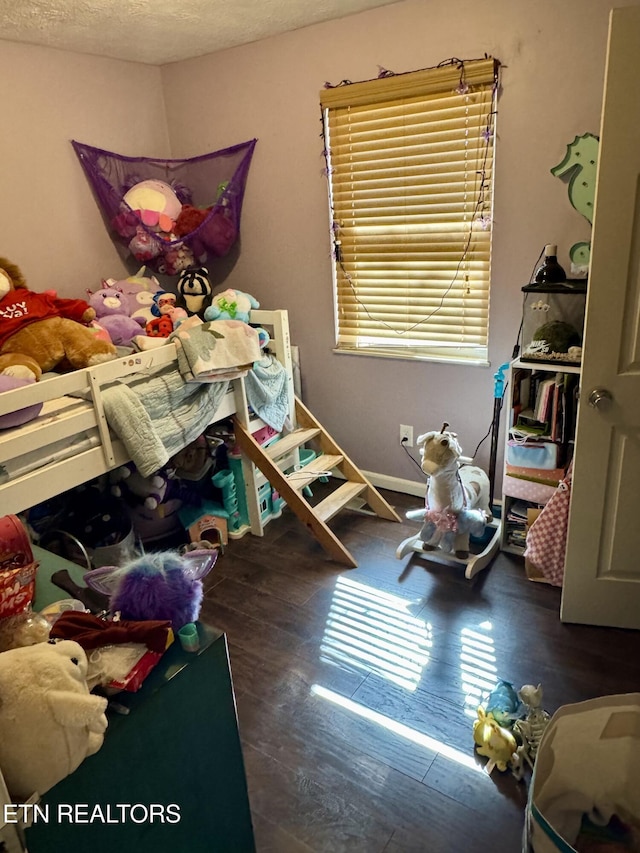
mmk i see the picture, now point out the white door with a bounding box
[561,6,640,628]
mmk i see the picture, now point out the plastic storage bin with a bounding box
[520,281,587,366]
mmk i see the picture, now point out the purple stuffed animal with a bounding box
[88,286,146,347]
[109,551,205,630]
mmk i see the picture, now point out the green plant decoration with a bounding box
[550,132,599,267]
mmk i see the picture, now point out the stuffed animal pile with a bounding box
[111,178,238,275]
[0,257,117,380]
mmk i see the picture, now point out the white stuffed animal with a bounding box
[0,640,108,798]
[412,428,491,556]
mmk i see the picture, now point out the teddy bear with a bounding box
[0,639,108,798]
[157,241,196,277]
[0,257,117,380]
[108,550,206,630]
[87,284,147,347]
[173,204,211,263]
[204,288,259,323]
[415,505,487,554]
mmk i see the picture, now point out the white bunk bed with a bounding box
[0,309,294,537]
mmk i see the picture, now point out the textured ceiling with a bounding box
[0,0,401,65]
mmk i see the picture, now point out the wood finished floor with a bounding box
[200,488,640,853]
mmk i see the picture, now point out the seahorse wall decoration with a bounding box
[550,132,599,268]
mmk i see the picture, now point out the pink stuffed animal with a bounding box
[128,226,162,264]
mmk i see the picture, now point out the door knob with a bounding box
[588,388,612,408]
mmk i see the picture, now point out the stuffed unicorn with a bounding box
[409,425,491,557]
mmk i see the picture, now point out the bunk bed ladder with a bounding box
[232,396,401,567]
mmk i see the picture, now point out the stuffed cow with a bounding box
[0,640,108,798]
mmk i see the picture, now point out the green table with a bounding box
[25,548,256,853]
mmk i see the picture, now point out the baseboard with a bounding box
[361,471,426,498]
[331,469,505,504]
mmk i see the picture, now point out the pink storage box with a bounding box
[505,464,565,486]
[502,474,557,504]
[253,424,279,446]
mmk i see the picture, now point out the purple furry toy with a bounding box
[109,551,203,630]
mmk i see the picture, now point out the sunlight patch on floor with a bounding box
[460,621,498,718]
[311,684,483,772]
[319,576,432,692]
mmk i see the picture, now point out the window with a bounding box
[320,58,499,364]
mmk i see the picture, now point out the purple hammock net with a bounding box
[72,138,257,275]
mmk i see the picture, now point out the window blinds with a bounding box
[320,58,499,363]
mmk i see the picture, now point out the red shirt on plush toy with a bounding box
[0,289,91,348]
[0,257,116,380]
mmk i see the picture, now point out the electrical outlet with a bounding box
[399,424,414,447]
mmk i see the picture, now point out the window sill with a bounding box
[332,347,490,368]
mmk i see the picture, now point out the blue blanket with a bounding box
[102,366,229,477]
[244,354,290,431]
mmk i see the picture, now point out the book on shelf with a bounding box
[534,377,556,424]
[510,370,579,467]
[550,377,562,442]
[505,497,546,549]
[515,411,548,434]
[508,529,527,548]
[507,499,532,522]
[512,369,532,420]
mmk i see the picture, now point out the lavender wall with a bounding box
[0,41,169,294]
[161,0,625,487]
[0,0,630,488]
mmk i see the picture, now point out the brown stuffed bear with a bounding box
[0,257,116,380]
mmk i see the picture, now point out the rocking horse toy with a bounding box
[396,422,502,579]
